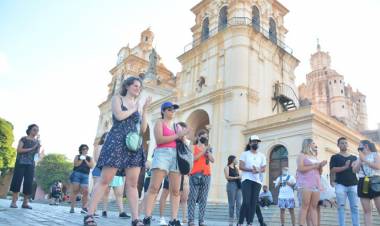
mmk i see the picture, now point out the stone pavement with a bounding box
[0,199,231,226]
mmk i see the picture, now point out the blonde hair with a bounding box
[301,138,315,156]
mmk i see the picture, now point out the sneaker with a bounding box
[199,222,206,226]
[102,211,107,218]
[143,216,152,226]
[159,217,167,225]
[119,212,131,219]
[264,206,268,210]
[69,207,74,213]
[81,208,88,214]
[168,219,181,226]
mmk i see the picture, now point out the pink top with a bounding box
[296,157,322,190]
[156,122,176,148]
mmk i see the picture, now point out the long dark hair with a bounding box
[120,76,142,96]
[227,155,236,166]
[361,140,377,152]
[78,144,89,155]
[98,132,108,145]
[26,124,38,135]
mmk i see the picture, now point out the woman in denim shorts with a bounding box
[142,102,190,226]
[69,144,95,214]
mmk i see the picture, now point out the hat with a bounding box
[249,135,261,142]
[161,102,179,112]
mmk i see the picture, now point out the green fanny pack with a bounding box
[125,132,142,152]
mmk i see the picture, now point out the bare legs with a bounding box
[124,167,141,220]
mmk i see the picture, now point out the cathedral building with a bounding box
[298,44,368,132]
[93,0,373,203]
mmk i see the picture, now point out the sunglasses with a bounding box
[164,107,175,112]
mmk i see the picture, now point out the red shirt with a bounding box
[191,145,211,176]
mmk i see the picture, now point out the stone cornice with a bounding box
[272,0,289,16]
[176,86,259,112]
[243,106,370,145]
[191,0,212,14]
[178,25,299,64]
[109,55,173,78]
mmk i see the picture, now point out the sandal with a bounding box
[10,203,18,208]
[83,215,97,226]
[132,219,144,226]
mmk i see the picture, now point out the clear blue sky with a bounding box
[1,0,379,159]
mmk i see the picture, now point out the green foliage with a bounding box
[35,154,72,193]
[0,117,16,172]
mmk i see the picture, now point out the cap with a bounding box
[249,135,261,142]
[161,101,179,112]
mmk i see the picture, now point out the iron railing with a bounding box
[183,17,293,55]
[274,82,300,108]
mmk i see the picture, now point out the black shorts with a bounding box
[163,175,185,191]
[143,177,163,193]
[358,177,380,199]
[52,192,61,199]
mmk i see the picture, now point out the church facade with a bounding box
[93,0,372,203]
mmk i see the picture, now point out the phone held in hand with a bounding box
[80,155,86,160]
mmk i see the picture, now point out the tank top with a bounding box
[73,155,91,174]
[359,152,380,178]
[296,156,321,190]
[17,137,39,165]
[156,122,176,148]
[228,166,242,188]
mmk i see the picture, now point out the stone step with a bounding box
[99,202,380,226]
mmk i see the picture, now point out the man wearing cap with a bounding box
[237,135,267,226]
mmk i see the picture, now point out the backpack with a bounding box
[173,124,194,175]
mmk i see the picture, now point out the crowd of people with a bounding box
[8,76,380,226]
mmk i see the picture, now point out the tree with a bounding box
[35,154,72,193]
[0,117,16,174]
[0,117,17,197]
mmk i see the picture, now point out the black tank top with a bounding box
[228,166,241,188]
[73,155,91,174]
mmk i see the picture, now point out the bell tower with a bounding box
[176,0,299,202]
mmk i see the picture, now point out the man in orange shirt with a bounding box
[187,129,215,226]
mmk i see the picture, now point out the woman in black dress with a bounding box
[84,76,151,226]
[10,124,40,209]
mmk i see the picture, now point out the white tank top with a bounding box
[359,152,380,178]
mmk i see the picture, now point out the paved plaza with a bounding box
[0,199,231,226]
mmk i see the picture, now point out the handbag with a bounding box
[173,123,194,175]
[361,165,380,193]
[125,119,142,152]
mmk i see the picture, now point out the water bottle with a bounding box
[363,176,370,194]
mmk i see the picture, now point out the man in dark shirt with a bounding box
[329,137,359,226]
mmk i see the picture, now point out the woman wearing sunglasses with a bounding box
[143,102,189,226]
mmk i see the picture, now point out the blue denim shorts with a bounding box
[70,171,89,187]
[151,147,179,174]
[92,166,101,177]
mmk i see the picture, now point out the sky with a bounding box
[1,0,379,159]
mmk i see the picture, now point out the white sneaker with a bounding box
[159,217,167,225]
[264,206,268,209]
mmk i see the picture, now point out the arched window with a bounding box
[252,6,260,32]
[269,145,288,204]
[269,18,277,44]
[218,6,228,31]
[201,18,210,42]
